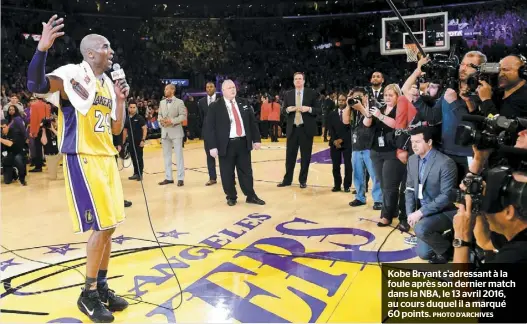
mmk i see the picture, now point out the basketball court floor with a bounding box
[0,137,419,323]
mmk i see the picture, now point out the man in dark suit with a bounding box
[328,93,352,192]
[277,72,321,188]
[368,71,385,103]
[198,82,221,186]
[205,80,265,206]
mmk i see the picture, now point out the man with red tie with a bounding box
[204,80,265,206]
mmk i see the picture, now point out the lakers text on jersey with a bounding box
[58,79,118,156]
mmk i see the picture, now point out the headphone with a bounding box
[513,53,527,80]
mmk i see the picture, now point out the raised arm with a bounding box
[27,15,65,95]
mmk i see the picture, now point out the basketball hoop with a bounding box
[404,44,420,62]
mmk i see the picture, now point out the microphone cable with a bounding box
[115,92,184,311]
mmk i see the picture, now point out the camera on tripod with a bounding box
[464,62,500,96]
[455,115,527,150]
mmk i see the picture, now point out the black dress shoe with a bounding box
[377,219,392,227]
[349,199,366,207]
[299,183,307,189]
[344,188,350,193]
[397,221,410,233]
[129,174,139,180]
[159,179,174,185]
[428,253,448,264]
[277,182,291,187]
[246,196,265,205]
[331,187,341,192]
[124,200,132,207]
[227,199,237,206]
[373,202,383,210]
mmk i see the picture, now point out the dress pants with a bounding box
[414,210,456,259]
[218,137,256,201]
[162,136,184,181]
[130,141,144,176]
[330,145,352,189]
[269,121,279,142]
[370,149,406,221]
[205,145,217,181]
[283,126,313,184]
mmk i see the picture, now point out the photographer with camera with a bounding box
[38,115,61,180]
[453,172,527,264]
[327,94,352,192]
[458,125,527,253]
[363,84,406,226]
[1,119,27,185]
[477,54,527,119]
[407,51,489,185]
[345,87,382,209]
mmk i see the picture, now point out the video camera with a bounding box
[451,165,526,214]
[455,115,527,150]
[451,114,527,213]
[420,53,460,90]
[464,62,500,97]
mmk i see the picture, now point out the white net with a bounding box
[404,44,419,62]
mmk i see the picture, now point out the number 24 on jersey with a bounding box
[94,110,111,133]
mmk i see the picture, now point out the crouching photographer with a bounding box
[452,168,527,264]
[1,119,27,185]
[451,166,526,323]
[454,112,527,254]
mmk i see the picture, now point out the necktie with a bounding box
[339,109,342,122]
[231,100,242,136]
[209,96,212,105]
[295,91,302,125]
[419,158,427,183]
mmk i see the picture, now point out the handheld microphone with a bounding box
[111,63,126,81]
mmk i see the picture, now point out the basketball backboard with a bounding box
[380,11,450,56]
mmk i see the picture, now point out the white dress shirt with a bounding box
[224,97,246,138]
[208,94,217,105]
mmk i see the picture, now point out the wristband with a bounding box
[27,49,50,93]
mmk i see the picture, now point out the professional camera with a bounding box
[450,174,485,212]
[455,115,527,150]
[348,95,363,106]
[464,62,500,96]
[420,53,460,90]
[452,166,526,214]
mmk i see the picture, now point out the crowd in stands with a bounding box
[1,0,527,185]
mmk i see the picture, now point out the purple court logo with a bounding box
[11,214,415,323]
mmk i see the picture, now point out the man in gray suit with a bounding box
[158,84,187,186]
[405,126,458,264]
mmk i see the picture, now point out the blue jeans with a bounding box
[351,150,382,203]
[413,210,456,260]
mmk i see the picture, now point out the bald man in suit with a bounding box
[204,80,265,206]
